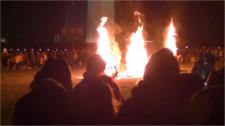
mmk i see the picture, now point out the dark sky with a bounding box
[1,1,224,48]
[1,1,88,48]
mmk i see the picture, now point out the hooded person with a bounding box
[70,54,122,124]
[13,58,73,125]
[37,58,73,93]
[116,48,182,125]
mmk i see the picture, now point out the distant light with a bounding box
[10,49,13,51]
[204,62,208,65]
[31,49,34,51]
[3,48,8,53]
[204,82,207,86]
[218,46,221,49]
[24,49,27,51]
[17,49,19,51]
[1,38,6,43]
[56,49,58,51]
[203,46,206,49]
[39,49,42,51]
[47,49,50,51]
[64,49,67,51]
[185,45,188,49]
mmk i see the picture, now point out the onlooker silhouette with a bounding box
[36,58,73,92]
[70,54,122,124]
[116,48,183,124]
[191,47,216,83]
[184,67,224,125]
[13,58,72,125]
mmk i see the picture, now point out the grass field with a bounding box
[1,61,223,125]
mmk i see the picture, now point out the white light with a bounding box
[218,46,221,49]
[64,49,67,51]
[186,45,188,49]
[204,82,207,86]
[39,49,42,51]
[10,49,13,51]
[47,49,50,51]
[24,49,27,51]
[17,49,19,51]
[56,49,58,51]
[31,49,34,51]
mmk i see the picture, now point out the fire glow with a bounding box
[97,11,148,78]
[97,17,120,76]
[125,11,148,77]
[165,18,177,56]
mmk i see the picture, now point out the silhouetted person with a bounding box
[88,54,124,113]
[13,58,73,125]
[191,47,216,83]
[70,54,122,124]
[191,52,204,80]
[184,67,224,125]
[177,73,204,123]
[37,58,73,93]
[116,48,182,124]
[1,51,9,70]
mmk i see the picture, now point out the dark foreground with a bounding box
[1,61,223,125]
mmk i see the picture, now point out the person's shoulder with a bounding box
[120,96,144,112]
[37,79,66,91]
[15,92,34,108]
[98,74,113,82]
[116,97,145,124]
[32,78,67,100]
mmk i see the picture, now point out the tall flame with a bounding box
[165,18,177,56]
[125,11,148,77]
[97,17,120,76]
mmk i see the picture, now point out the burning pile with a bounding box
[97,17,121,76]
[96,14,177,78]
[125,11,148,77]
[97,12,149,78]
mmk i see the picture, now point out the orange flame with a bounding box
[97,17,120,76]
[124,11,148,77]
[165,18,177,56]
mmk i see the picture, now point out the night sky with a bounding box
[1,1,224,49]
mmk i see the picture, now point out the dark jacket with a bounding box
[13,79,68,125]
[70,71,114,124]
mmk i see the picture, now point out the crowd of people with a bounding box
[1,48,95,70]
[177,46,224,64]
[11,47,224,125]
[1,46,224,71]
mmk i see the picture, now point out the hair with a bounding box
[34,58,72,92]
[144,48,180,85]
[86,54,106,75]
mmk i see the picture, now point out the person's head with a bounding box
[144,48,180,85]
[39,58,72,92]
[86,54,106,75]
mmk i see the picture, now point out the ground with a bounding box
[1,61,223,125]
